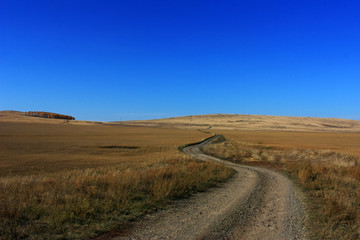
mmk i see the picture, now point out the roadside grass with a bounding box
[0,156,233,239]
[201,137,251,163]
[286,162,360,239]
[0,122,234,239]
[202,134,360,240]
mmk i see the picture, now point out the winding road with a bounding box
[116,136,308,240]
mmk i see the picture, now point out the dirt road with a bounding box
[116,136,308,240]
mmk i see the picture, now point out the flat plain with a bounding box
[0,111,207,176]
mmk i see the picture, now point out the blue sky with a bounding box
[1,0,359,121]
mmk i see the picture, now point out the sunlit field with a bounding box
[0,116,233,239]
[203,130,360,239]
[2,111,360,239]
[0,121,208,176]
[217,130,360,157]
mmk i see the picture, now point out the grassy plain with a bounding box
[0,112,233,239]
[217,130,360,157]
[203,131,360,239]
[0,121,207,176]
[2,111,360,239]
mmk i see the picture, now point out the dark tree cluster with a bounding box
[26,111,75,120]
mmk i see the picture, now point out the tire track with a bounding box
[116,136,308,240]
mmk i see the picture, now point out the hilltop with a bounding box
[117,114,360,133]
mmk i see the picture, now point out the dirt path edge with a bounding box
[114,135,308,240]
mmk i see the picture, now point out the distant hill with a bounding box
[0,111,109,126]
[26,111,75,120]
[0,111,82,125]
[2,111,360,132]
[116,114,360,133]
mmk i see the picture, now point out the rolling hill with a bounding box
[117,114,360,132]
[1,111,360,132]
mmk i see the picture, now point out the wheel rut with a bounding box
[115,136,308,240]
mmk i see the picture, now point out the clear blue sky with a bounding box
[1,0,359,121]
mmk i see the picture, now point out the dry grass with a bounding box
[0,115,233,239]
[219,130,360,158]
[2,111,359,239]
[0,158,233,239]
[119,114,360,133]
[0,121,207,176]
[201,138,252,163]
[286,162,360,239]
[203,132,360,240]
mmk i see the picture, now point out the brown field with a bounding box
[202,131,360,239]
[118,113,360,133]
[0,111,233,239]
[216,130,360,157]
[0,120,207,176]
[1,111,360,239]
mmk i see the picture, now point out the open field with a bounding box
[216,130,360,157]
[118,113,360,133]
[1,111,360,239]
[202,132,360,239]
[0,121,207,176]
[0,111,233,239]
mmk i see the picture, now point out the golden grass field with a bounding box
[0,111,233,239]
[202,131,360,239]
[216,130,360,158]
[118,113,360,133]
[0,118,206,176]
[1,111,360,239]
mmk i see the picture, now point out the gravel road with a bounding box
[115,136,308,240]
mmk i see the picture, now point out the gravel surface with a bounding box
[115,136,308,240]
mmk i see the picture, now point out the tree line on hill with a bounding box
[25,111,75,120]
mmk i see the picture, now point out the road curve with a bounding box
[116,136,308,240]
